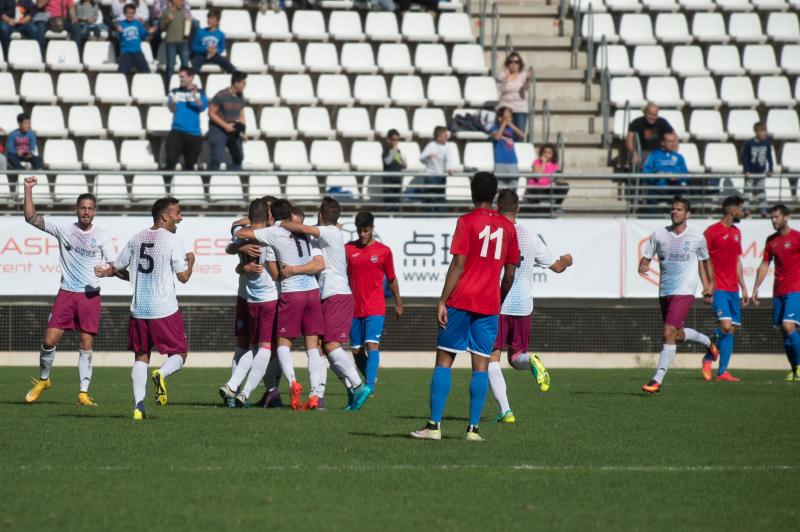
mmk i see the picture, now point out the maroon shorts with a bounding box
[128,311,188,356]
[493,314,532,355]
[47,289,102,335]
[248,300,277,346]
[234,296,249,338]
[276,289,325,339]
[659,295,694,329]
[322,294,355,344]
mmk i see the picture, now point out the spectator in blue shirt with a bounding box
[190,9,234,74]
[115,3,153,74]
[6,113,43,170]
[642,132,688,205]
[0,0,41,60]
[742,121,774,217]
[164,66,208,171]
[489,107,524,189]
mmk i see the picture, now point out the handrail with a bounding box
[527,71,537,144]
[558,0,567,38]
[570,1,582,69]
[542,99,551,144]
[505,33,513,56]
[599,35,610,152]
[490,1,500,79]
[478,0,487,48]
[585,4,594,86]
[556,132,566,171]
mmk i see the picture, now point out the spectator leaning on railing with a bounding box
[191,9,234,74]
[496,51,533,134]
[742,121,774,218]
[0,0,42,59]
[626,102,674,170]
[6,113,43,170]
[527,143,569,214]
[164,66,208,172]
[642,132,688,203]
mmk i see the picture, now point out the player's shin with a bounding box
[227,349,254,390]
[683,328,711,348]
[132,360,148,405]
[488,361,511,413]
[307,348,326,398]
[327,347,362,389]
[40,345,56,380]
[366,349,380,388]
[429,366,452,424]
[276,345,296,383]
[354,350,367,378]
[78,349,92,392]
[263,354,281,391]
[158,354,184,379]
[716,329,735,375]
[653,344,678,384]
[231,346,248,374]
[783,331,800,372]
[468,370,489,428]
[243,348,270,399]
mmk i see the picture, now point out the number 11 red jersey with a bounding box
[446,208,520,316]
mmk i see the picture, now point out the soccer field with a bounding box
[1,366,797,531]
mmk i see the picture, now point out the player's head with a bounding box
[291,206,305,223]
[270,198,292,222]
[75,193,96,227]
[123,3,136,19]
[17,112,30,133]
[248,198,269,228]
[151,197,182,232]
[754,121,768,140]
[318,196,341,225]
[670,196,691,225]
[355,211,374,245]
[769,204,790,231]
[721,195,745,223]
[471,171,498,205]
[497,188,519,215]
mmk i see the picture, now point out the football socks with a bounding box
[243,348,271,399]
[78,349,92,393]
[653,344,677,384]
[39,345,56,380]
[488,361,511,414]
[131,360,148,406]
[468,371,489,427]
[715,328,735,376]
[429,366,452,424]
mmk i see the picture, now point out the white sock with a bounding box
[510,353,530,371]
[488,361,511,413]
[327,347,362,389]
[653,344,678,384]
[231,346,247,374]
[227,349,254,391]
[40,345,56,380]
[158,354,184,379]
[683,328,711,347]
[307,348,326,398]
[132,360,148,406]
[243,348,270,398]
[78,349,92,393]
[276,345,296,383]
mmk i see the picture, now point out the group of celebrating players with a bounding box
[17,169,800,440]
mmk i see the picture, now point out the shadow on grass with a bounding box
[394,415,468,422]
[349,431,463,441]
[0,400,61,406]
[55,413,131,419]
[569,391,650,397]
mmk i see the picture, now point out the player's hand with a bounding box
[94,264,112,277]
[702,290,713,305]
[23,176,37,189]
[560,253,573,267]
[243,263,263,274]
[437,301,447,328]
[239,244,261,257]
[752,289,760,306]
[185,252,196,267]
[741,289,751,307]
[638,262,649,276]
[394,304,403,319]
[281,264,296,278]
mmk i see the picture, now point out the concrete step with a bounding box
[534,113,604,133]
[533,100,599,112]
[485,36,572,50]
[484,50,587,70]
[560,147,611,169]
[533,81,596,101]
[497,17,573,37]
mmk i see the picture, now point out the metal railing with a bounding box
[570,1,583,69]
[490,1,500,79]
[541,99,552,144]
[558,0,568,38]
[557,133,566,169]
[585,4,595,89]
[478,0,488,48]
[527,71,537,144]
[599,35,611,152]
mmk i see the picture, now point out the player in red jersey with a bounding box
[411,171,520,442]
[752,204,800,380]
[703,196,748,382]
[345,211,403,392]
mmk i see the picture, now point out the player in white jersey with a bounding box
[639,196,716,394]
[235,199,326,411]
[22,176,116,406]
[488,189,573,423]
[98,197,195,420]
[280,196,372,411]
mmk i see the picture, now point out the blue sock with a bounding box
[355,352,368,378]
[716,328,734,375]
[785,331,800,370]
[429,366,451,423]
[366,350,380,388]
[468,371,489,427]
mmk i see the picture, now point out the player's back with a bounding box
[123,228,188,318]
[255,225,320,293]
[316,225,350,299]
[501,225,555,316]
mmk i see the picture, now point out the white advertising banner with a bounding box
[0,215,777,298]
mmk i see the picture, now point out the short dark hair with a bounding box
[722,195,744,215]
[386,129,400,139]
[504,51,525,70]
[497,189,519,214]
[495,107,510,122]
[248,198,269,225]
[17,112,29,124]
[76,193,96,206]
[538,143,559,165]
[291,206,305,220]
[319,196,341,224]
[179,66,195,77]
[770,204,790,216]
[231,70,247,85]
[207,8,221,19]
[151,197,180,222]
[270,198,292,221]
[433,126,448,138]
[123,3,136,13]
[672,195,691,212]
[261,195,277,205]
[355,211,374,228]
[471,171,498,204]
[753,121,766,132]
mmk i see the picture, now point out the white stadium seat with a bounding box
[53,174,89,202]
[716,0,753,10]
[44,140,81,170]
[743,45,781,75]
[146,106,172,135]
[632,45,670,76]
[427,76,465,107]
[171,174,206,205]
[230,42,267,73]
[20,73,56,104]
[46,40,82,71]
[354,75,390,106]
[219,10,255,40]
[766,13,800,43]
[9,40,44,70]
[365,12,401,42]
[31,106,67,137]
[208,175,244,204]
[445,176,470,201]
[781,143,800,172]
[412,108,447,138]
[390,75,427,107]
[704,143,741,173]
[438,13,475,42]
[451,109,489,140]
[573,0,607,12]
[659,109,689,139]
[581,13,618,42]
[415,44,452,74]
[606,0,642,9]
[609,77,646,107]
[329,10,365,41]
[249,175,282,198]
[204,74,229,101]
[679,0,715,9]
[243,74,279,105]
[720,76,759,107]
[645,77,683,107]
[0,104,22,133]
[56,73,93,104]
[727,109,761,139]
[753,0,789,10]
[260,107,297,138]
[464,76,498,107]
[614,109,641,138]
[643,0,679,10]
[707,45,745,76]
[297,107,336,138]
[619,14,656,45]
[337,107,372,138]
[692,13,729,43]
[0,73,17,103]
[68,106,105,137]
[255,10,291,40]
[108,107,145,138]
[451,44,488,75]
[678,142,703,173]
[375,108,411,139]
[463,142,494,172]
[268,42,305,73]
[285,176,320,200]
[514,143,536,171]
[325,175,359,199]
[131,175,167,203]
[242,141,273,171]
[682,77,722,107]
[398,141,424,171]
[341,43,378,74]
[350,141,383,171]
[310,140,348,171]
[305,43,341,73]
[292,10,328,41]
[131,73,167,104]
[654,14,692,43]
[95,73,132,104]
[377,43,414,74]
[274,141,312,171]
[121,140,158,170]
[280,74,317,105]
[402,12,438,42]
[767,109,800,139]
[689,110,728,140]
[83,139,120,170]
[95,174,127,204]
[83,41,117,72]
[781,45,800,74]
[758,76,796,107]
[317,74,354,106]
[729,13,767,43]
[597,45,633,76]
[670,46,707,77]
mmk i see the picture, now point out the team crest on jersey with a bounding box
[734,235,739,242]
[683,242,690,251]
[723,234,728,240]
[786,241,792,249]
[370,255,378,263]
[91,238,97,247]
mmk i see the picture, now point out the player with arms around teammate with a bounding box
[411,172,520,441]
[22,176,116,406]
[235,199,325,410]
[98,197,195,420]
[702,196,749,382]
[281,197,372,411]
[489,189,573,423]
[639,196,717,394]
[345,212,403,393]
[752,204,800,381]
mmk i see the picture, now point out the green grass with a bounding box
[1,366,798,531]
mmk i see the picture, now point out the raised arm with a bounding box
[176,252,196,284]
[280,220,321,238]
[23,176,45,230]
[437,254,466,327]
[282,255,324,278]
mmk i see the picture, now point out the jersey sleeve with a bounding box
[533,233,557,267]
[382,247,397,282]
[310,238,323,258]
[171,237,189,274]
[265,246,276,262]
[316,225,336,248]
[449,217,469,256]
[42,219,64,239]
[252,227,276,247]
[642,232,657,260]
[762,238,773,263]
[114,241,132,270]
[99,232,117,262]
[696,234,710,261]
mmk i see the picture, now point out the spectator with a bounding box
[164,67,207,172]
[40,0,80,46]
[6,113,43,170]
[489,107,524,188]
[527,143,568,214]
[116,3,153,74]
[149,0,192,57]
[742,121,774,218]
[496,51,533,133]
[208,70,247,171]
[0,127,7,172]
[190,9,234,74]
[625,102,674,170]
[642,132,688,204]
[29,0,50,53]
[415,126,455,202]
[112,0,147,22]
[74,0,107,48]
[0,0,42,59]
[382,128,406,202]
[160,0,191,88]
[373,0,396,9]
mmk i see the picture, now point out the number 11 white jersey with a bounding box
[115,228,189,319]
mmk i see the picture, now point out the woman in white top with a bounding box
[495,52,534,135]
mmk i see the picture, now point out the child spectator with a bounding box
[116,3,153,74]
[527,143,568,214]
[742,121,774,217]
[489,107,524,188]
[74,0,107,47]
[6,113,43,170]
[416,126,455,202]
[191,9,234,73]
